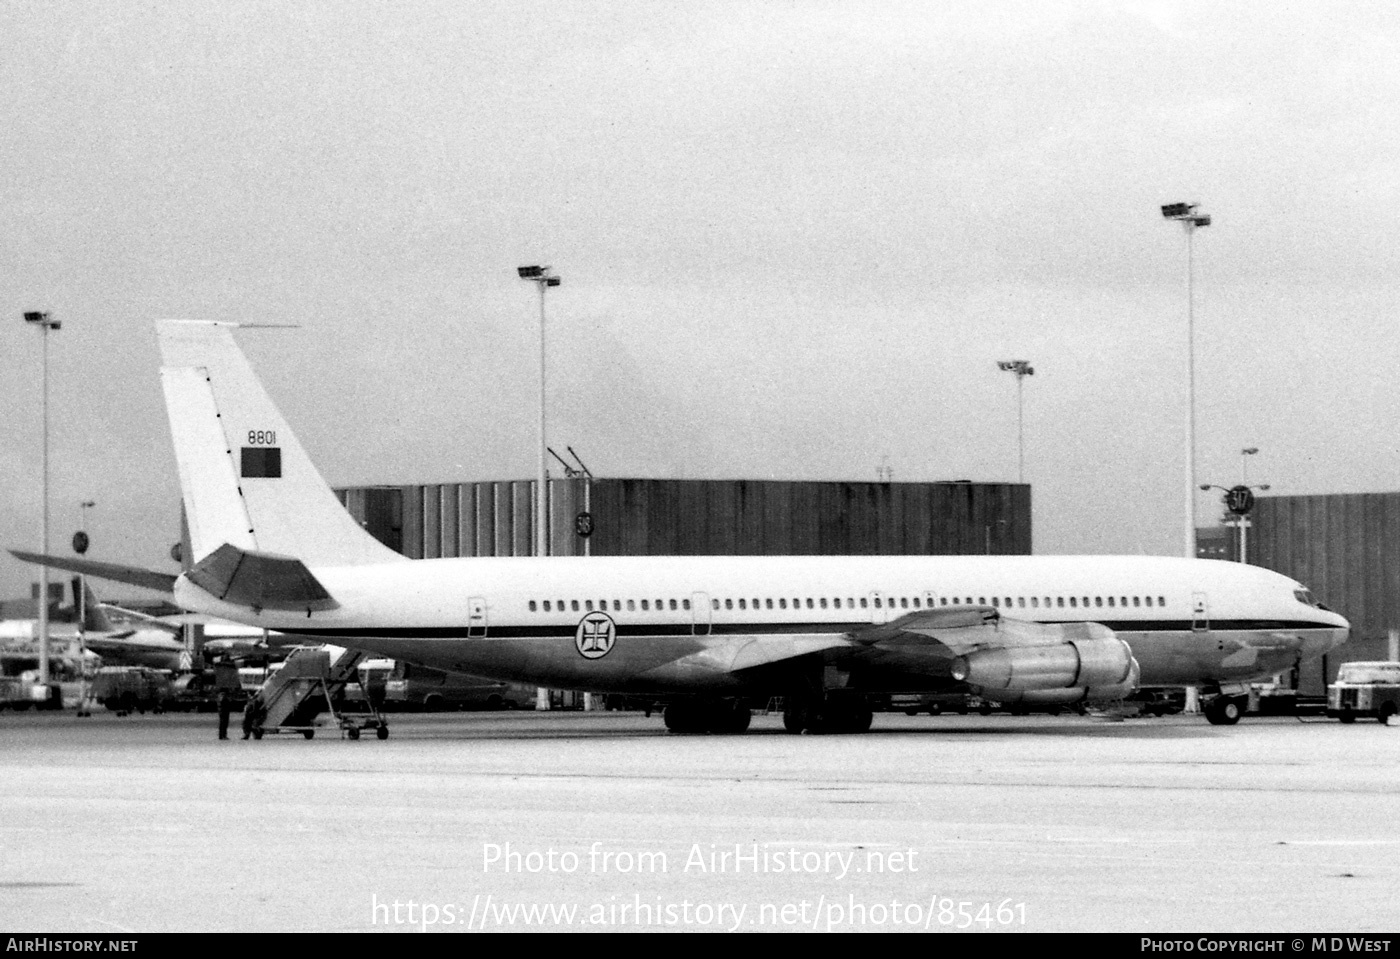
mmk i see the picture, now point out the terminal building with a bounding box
[336,478,1031,559]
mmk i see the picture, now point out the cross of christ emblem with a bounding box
[575,612,616,660]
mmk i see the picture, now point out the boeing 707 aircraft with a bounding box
[26,321,1354,733]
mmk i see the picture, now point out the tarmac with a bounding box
[2,708,1398,933]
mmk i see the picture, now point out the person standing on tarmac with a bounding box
[217,689,232,740]
[241,694,265,740]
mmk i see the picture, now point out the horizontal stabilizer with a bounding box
[8,549,178,594]
[185,543,339,613]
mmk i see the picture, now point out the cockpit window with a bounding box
[1294,588,1318,607]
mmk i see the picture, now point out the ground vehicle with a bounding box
[383,662,536,711]
[1327,661,1400,723]
[90,666,172,714]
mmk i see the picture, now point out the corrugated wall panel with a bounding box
[475,484,495,557]
[508,482,529,557]
[422,485,442,559]
[441,485,459,558]
[457,484,476,558]
[401,485,424,559]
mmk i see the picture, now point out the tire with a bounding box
[1205,696,1243,726]
[1379,703,1396,725]
[782,706,806,734]
[252,729,264,740]
[348,727,361,740]
[301,730,314,740]
[1338,712,1355,724]
[376,725,389,740]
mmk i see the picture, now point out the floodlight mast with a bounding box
[517,266,561,557]
[1161,203,1210,559]
[24,311,60,689]
[996,360,1034,484]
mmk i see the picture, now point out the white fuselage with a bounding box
[174,553,1349,695]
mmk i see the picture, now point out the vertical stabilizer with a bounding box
[156,321,407,568]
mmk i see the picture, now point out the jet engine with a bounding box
[950,635,1140,705]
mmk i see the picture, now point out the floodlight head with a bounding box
[24,311,58,329]
[1190,214,1211,227]
[517,266,543,279]
[1161,203,1195,219]
[1242,447,1258,456]
[1258,484,1271,492]
[1199,484,1212,491]
[546,276,561,287]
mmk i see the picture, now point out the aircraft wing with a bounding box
[848,605,1111,655]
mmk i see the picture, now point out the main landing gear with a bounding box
[782,696,873,735]
[1203,695,1245,726]
[663,698,752,735]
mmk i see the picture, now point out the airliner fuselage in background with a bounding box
[95,321,1357,733]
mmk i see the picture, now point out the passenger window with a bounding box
[1069,597,1078,608]
[1030,597,1039,608]
[1107,597,1115,607]
[819,598,827,609]
[682,599,690,610]
[766,599,774,609]
[572,600,580,612]
[724,599,733,610]
[543,601,552,612]
[900,597,909,609]
[739,599,747,610]
[860,598,868,609]
[712,599,720,610]
[1157,596,1166,606]
[1095,597,1103,608]
[834,598,842,609]
[779,599,787,609]
[641,600,649,611]
[1017,597,1026,608]
[669,599,678,611]
[1057,597,1065,608]
[992,597,1000,607]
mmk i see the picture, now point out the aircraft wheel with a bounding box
[664,702,703,734]
[252,729,264,740]
[1205,696,1243,726]
[302,729,314,740]
[782,705,807,734]
[709,701,751,734]
[376,725,389,740]
[348,727,361,740]
[1378,704,1395,725]
[1338,712,1355,724]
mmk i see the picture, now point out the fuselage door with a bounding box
[467,596,488,638]
[691,592,712,637]
[1191,592,1209,632]
[868,590,889,625]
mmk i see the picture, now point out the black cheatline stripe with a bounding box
[274,619,1335,641]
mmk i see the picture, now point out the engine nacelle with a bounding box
[950,635,1139,701]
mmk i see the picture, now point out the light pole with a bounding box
[996,360,1034,484]
[1200,482,1269,563]
[24,311,60,688]
[1161,203,1210,559]
[518,266,561,558]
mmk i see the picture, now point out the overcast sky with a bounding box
[4,1,1399,602]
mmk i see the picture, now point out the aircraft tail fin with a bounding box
[156,322,407,569]
[79,581,116,633]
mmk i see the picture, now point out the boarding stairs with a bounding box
[250,645,388,740]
